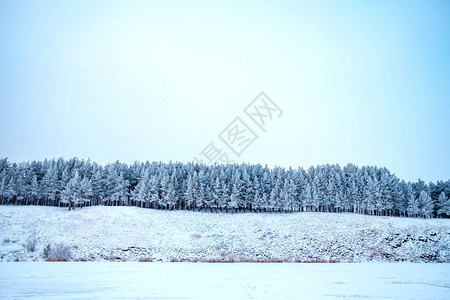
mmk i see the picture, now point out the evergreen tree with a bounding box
[80,177,93,207]
[212,177,222,212]
[166,173,178,210]
[148,175,160,209]
[407,193,420,217]
[437,192,450,218]
[30,175,40,205]
[61,170,82,210]
[184,173,196,210]
[419,190,434,218]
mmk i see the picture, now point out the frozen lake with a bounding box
[1,263,449,299]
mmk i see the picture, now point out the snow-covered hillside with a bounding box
[0,206,449,262]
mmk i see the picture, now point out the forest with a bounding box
[0,157,449,218]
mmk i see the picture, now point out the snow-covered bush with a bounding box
[25,236,37,252]
[46,243,73,261]
[42,243,51,258]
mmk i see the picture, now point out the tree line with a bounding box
[0,157,449,218]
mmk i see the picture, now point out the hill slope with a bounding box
[1,206,449,262]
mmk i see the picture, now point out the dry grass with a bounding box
[138,257,153,262]
[45,257,69,262]
[74,257,89,262]
[295,259,340,263]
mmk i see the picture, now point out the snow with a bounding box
[1,206,449,262]
[0,262,449,299]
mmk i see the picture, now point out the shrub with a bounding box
[138,258,153,262]
[42,244,51,258]
[46,243,72,261]
[25,236,38,252]
[45,257,69,262]
[190,233,202,239]
[295,259,340,263]
[74,257,89,262]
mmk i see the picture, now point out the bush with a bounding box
[25,236,38,252]
[190,233,202,239]
[45,257,69,262]
[46,243,73,261]
[138,257,153,262]
[42,244,51,258]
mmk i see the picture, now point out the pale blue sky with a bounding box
[0,0,449,182]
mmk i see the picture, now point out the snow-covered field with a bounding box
[1,262,449,299]
[1,206,449,262]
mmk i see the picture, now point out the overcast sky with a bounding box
[1,0,449,182]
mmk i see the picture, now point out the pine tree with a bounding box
[212,177,222,212]
[301,183,312,212]
[252,177,263,212]
[0,171,6,205]
[184,173,196,210]
[91,169,105,206]
[229,177,240,213]
[419,190,434,218]
[111,172,129,206]
[42,163,58,206]
[219,181,229,212]
[158,171,169,209]
[30,175,40,205]
[61,170,82,210]
[166,173,178,210]
[437,192,450,218]
[148,175,159,209]
[407,193,420,217]
[5,178,16,204]
[80,177,93,207]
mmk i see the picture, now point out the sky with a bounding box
[0,0,449,183]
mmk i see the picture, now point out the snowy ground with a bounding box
[0,262,449,299]
[0,206,449,262]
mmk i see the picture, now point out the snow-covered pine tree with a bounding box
[30,175,40,205]
[158,171,169,209]
[61,170,82,210]
[0,171,6,205]
[437,192,450,218]
[90,169,105,206]
[229,175,241,213]
[407,192,420,217]
[80,176,93,207]
[148,175,160,209]
[219,181,229,212]
[184,173,195,211]
[109,171,129,206]
[131,169,148,208]
[419,190,434,218]
[301,182,312,212]
[211,177,222,212]
[231,169,244,211]
[166,173,178,210]
[5,178,16,205]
